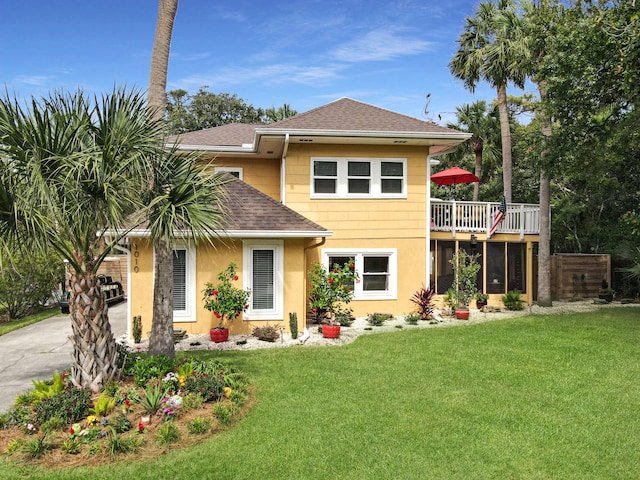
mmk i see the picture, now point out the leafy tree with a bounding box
[447,100,501,201]
[449,0,530,203]
[166,88,266,134]
[0,88,164,392]
[0,250,65,319]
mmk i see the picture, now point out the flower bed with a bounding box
[0,350,252,468]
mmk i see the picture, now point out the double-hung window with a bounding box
[311,158,406,198]
[242,240,283,320]
[323,249,397,300]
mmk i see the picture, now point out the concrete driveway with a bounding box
[0,301,128,413]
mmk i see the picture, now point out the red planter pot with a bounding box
[322,325,341,339]
[455,308,470,320]
[210,328,229,343]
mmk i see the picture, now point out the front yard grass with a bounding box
[2,307,639,479]
[0,308,61,336]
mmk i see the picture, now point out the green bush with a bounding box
[502,289,526,311]
[404,312,421,325]
[156,422,179,445]
[184,372,224,402]
[367,312,391,326]
[132,354,175,387]
[107,413,132,434]
[34,388,91,425]
[0,249,65,319]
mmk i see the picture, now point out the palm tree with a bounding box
[449,0,529,203]
[147,0,180,357]
[144,147,229,358]
[0,89,164,392]
[447,100,501,201]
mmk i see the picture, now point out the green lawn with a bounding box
[0,308,60,336]
[2,307,640,479]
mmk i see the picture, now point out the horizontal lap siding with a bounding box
[203,156,281,201]
[288,144,430,317]
[285,144,428,238]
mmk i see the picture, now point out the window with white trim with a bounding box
[242,240,283,320]
[169,244,196,322]
[323,249,397,300]
[311,158,406,198]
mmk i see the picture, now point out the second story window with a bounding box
[311,158,407,198]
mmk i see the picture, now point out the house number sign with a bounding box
[133,243,139,273]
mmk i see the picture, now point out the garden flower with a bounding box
[86,415,98,425]
[223,387,233,398]
[138,422,145,433]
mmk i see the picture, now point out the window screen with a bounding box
[252,249,274,310]
[173,250,186,310]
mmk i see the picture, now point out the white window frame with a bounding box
[310,157,407,199]
[214,166,243,179]
[322,248,397,300]
[161,242,196,322]
[242,240,284,320]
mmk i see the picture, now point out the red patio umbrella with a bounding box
[431,166,480,186]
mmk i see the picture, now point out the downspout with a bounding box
[426,156,440,288]
[114,243,132,341]
[281,133,290,205]
[302,236,327,332]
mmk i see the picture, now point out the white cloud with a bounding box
[12,75,55,86]
[330,28,434,63]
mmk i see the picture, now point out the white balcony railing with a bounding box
[431,200,540,239]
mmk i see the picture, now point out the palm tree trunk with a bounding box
[537,79,553,307]
[473,147,483,202]
[149,237,175,358]
[69,272,118,392]
[496,82,513,203]
[147,0,178,358]
[148,0,178,121]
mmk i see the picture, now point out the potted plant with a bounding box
[475,292,489,310]
[449,250,481,320]
[598,279,615,303]
[203,262,251,342]
[308,259,357,338]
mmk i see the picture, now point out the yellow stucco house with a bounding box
[121,98,541,339]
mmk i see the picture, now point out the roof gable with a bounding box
[264,97,455,134]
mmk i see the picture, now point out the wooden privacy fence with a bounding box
[550,254,611,300]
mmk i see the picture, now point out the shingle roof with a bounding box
[221,175,329,235]
[264,97,455,134]
[168,123,260,147]
[166,98,462,149]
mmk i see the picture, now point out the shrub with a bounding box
[61,437,82,455]
[184,372,224,402]
[156,422,179,445]
[203,262,251,329]
[252,324,280,342]
[39,416,65,434]
[335,309,353,326]
[0,249,65,319]
[308,259,358,325]
[404,313,421,325]
[107,413,132,434]
[106,428,142,455]
[213,403,237,426]
[410,285,435,319]
[34,388,91,425]
[187,417,211,435]
[31,370,65,401]
[24,434,53,458]
[138,380,168,415]
[132,354,175,387]
[90,391,116,417]
[181,393,205,411]
[367,313,391,326]
[502,289,525,311]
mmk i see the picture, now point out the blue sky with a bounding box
[1,0,531,126]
